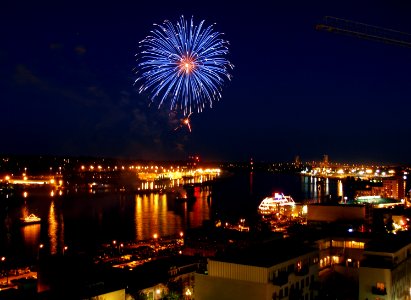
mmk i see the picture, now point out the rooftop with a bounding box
[364,233,411,253]
[212,238,317,268]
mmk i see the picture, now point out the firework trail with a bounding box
[135,15,233,117]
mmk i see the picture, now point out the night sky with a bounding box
[2,0,411,164]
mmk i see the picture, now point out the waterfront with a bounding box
[0,171,340,266]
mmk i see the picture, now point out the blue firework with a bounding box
[135,15,233,116]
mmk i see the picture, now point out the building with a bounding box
[36,284,126,300]
[355,195,403,208]
[359,235,411,300]
[354,176,406,202]
[195,238,319,300]
[322,155,329,168]
[315,234,369,270]
[383,177,406,200]
[82,286,126,300]
[111,255,202,300]
[307,203,373,228]
[138,283,168,300]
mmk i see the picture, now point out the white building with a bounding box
[359,235,411,300]
[195,239,319,300]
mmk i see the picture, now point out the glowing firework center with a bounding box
[180,56,196,74]
[136,15,233,116]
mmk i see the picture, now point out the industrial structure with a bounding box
[316,16,411,48]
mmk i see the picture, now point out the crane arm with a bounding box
[316,16,411,48]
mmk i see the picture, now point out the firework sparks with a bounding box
[135,15,233,117]
[175,113,192,132]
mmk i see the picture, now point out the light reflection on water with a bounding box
[133,187,210,241]
[21,223,40,258]
[48,201,58,255]
[5,186,213,260]
[301,175,339,203]
[1,173,340,263]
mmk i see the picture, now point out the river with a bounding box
[0,171,341,267]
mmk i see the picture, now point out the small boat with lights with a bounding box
[20,214,41,225]
[258,193,295,215]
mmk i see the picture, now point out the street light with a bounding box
[179,231,184,246]
[153,234,159,252]
[38,244,44,260]
[112,240,117,253]
[1,257,8,285]
[63,246,68,256]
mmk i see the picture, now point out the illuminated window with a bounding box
[297,261,302,272]
[332,240,344,248]
[319,240,330,250]
[345,240,365,249]
[376,282,385,291]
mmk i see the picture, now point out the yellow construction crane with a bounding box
[316,16,411,48]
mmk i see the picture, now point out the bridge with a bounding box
[2,175,63,187]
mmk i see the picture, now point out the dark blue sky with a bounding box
[2,0,411,164]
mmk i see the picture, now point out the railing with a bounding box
[272,271,289,286]
[295,266,309,276]
[310,281,321,290]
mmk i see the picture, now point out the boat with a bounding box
[258,193,295,215]
[20,214,41,225]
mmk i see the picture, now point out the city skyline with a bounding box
[2,0,411,164]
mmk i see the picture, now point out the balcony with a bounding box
[295,266,309,276]
[372,286,387,295]
[272,271,289,286]
[310,281,321,290]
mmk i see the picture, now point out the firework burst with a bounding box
[135,15,233,116]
